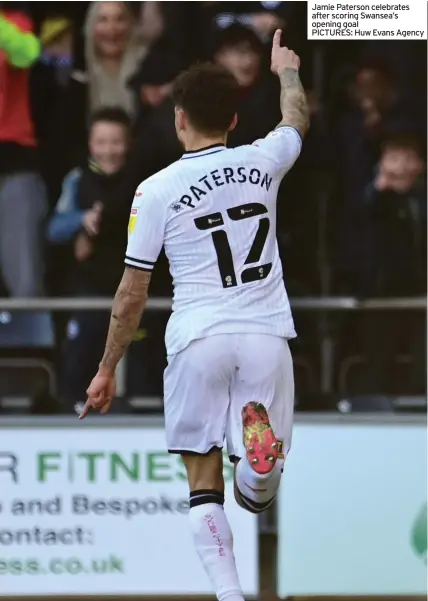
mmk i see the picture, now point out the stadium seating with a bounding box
[0,312,56,413]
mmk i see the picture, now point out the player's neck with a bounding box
[182,133,227,153]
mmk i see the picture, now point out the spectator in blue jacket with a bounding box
[47,106,133,294]
[47,106,135,412]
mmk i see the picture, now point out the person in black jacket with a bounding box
[47,107,137,411]
[359,133,426,394]
[213,24,280,147]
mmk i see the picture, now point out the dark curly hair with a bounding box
[172,62,240,136]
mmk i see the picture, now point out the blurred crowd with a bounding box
[0,1,426,408]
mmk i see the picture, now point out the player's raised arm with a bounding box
[271,29,309,139]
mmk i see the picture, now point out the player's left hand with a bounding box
[79,369,116,419]
[271,29,300,75]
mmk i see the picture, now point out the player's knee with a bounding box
[234,485,275,514]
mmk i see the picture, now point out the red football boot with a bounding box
[242,402,279,475]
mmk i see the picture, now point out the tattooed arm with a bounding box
[271,29,309,139]
[80,178,165,419]
[79,267,151,418]
[277,68,309,138]
[99,267,151,375]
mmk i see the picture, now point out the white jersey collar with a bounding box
[181,144,226,160]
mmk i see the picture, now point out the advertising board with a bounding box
[0,426,257,597]
[277,422,427,596]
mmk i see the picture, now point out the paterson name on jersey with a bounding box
[125,126,302,355]
[176,165,273,209]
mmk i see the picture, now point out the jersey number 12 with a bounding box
[194,202,272,288]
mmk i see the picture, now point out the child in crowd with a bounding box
[47,106,133,294]
[47,106,135,411]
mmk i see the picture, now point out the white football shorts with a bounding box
[164,333,294,460]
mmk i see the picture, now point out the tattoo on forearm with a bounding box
[99,267,151,372]
[277,68,309,138]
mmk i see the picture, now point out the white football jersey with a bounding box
[125,126,301,355]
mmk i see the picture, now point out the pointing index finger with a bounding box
[272,29,282,49]
[79,401,91,420]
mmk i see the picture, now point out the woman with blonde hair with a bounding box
[83,1,163,117]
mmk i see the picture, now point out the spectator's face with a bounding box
[140,83,172,108]
[89,122,128,174]
[94,1,131,59]
[215,43,261,88]
[380,147,424,193]
[353,68,391,112]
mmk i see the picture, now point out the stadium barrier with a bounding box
[0,296,425,310]
[0,296,425,396]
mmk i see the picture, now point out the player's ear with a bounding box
[175,107,186,133]
[228,114,238,132]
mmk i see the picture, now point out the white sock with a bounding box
[235,455,284,505]
[189,502,245,601]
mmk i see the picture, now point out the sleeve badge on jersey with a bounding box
[170,201,184,214]
[128,207,138,234]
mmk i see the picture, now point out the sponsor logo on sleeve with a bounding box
[128,207,138,234]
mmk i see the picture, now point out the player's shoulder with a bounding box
[253,126,302,152]
[134,160,183,201]
[221,141,274,170]
[240,126,303,172]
